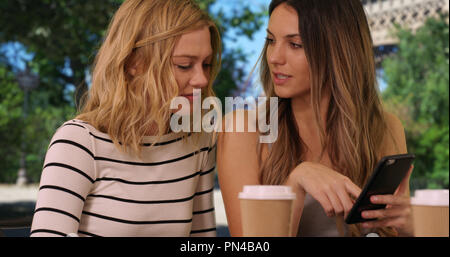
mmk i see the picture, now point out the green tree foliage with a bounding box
[0,0,265,183]
[0,64,75,183]
[382,15,449,189]
[0,65,23,182]
[0,0,123,106]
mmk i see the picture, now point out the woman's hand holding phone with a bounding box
[360,165,414,236]
[290,159,415,236]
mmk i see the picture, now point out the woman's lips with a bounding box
[272,72,292,85]
[182,94,194,101]
[181,93,200,102]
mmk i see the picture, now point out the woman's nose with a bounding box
[190,67,209,88]
[268,44,286,66]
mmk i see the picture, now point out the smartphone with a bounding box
[345,153,415,224]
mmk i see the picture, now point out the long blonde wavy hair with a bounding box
[76,0,221,155]
[258,0,397,236]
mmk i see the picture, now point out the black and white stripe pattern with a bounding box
[31,119,216,237]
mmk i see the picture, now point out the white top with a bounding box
[31,119,217,237]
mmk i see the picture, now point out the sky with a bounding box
[213,0,271,68]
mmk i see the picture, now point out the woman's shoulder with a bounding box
[218,109,260,155]
[383,111,404,131]
[381,111,407,155]
[383,111,406,142]
[222,109,258,134]
[50,119,96,148]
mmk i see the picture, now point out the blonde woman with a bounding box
[31,0,220,237]
[218,0,414,237]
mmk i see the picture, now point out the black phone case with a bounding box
[345,153,415,224]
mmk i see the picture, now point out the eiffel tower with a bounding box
[362,0,449,65]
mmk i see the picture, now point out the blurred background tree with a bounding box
[0,0,265,183]
[382,14,449,190]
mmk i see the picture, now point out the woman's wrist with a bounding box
[287,162,308,189]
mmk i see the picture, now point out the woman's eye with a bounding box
[203,63,212,69]
[265,37,275,45]
[290,42,303,49]
[177,65,191,70]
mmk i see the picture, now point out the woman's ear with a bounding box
[128,66,138,76]
[126,53,141,77]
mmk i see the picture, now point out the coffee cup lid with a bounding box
[411,189,449,206]
[238,185,296,200]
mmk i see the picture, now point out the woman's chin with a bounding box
[274,85,310,100]
[274,87,297,99]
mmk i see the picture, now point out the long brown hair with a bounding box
[258,0,396,236]
[77,0,221,155]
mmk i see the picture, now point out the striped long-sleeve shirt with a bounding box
[30,119,216,237]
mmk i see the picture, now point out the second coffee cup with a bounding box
[411,189,449,237]
[239,185,296,237]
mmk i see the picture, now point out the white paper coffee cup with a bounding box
[239,185,296,237]
[411,189,449,237]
